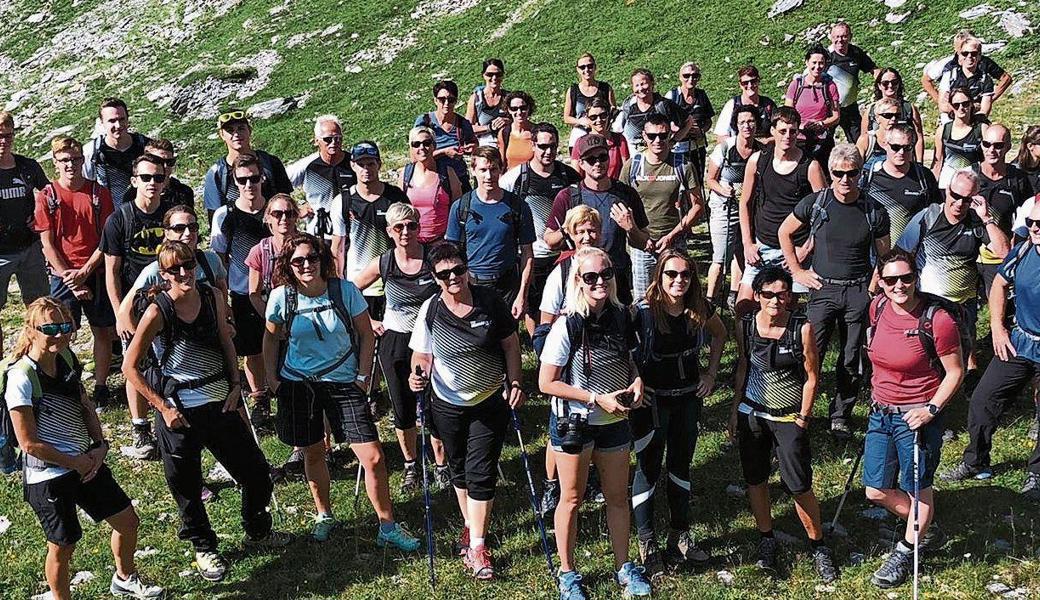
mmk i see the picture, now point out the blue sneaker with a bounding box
[312,514,336,542]
[617,561,652,598]
[376,522,421,552]
[558,570,587,600]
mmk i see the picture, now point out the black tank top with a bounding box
[755,146,813,247]
[379,249,439,333]
[742,312,806,415]
[942,121,984,172]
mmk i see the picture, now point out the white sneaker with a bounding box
[194,551,228,581]
[110,572,164,598]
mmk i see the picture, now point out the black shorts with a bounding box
[24,465,131,546]
[275,380,379,447]
[471,268,520,309]
[49,271,116,329]
[231,292,264,357]
[737,411,813,495]
[429,392,509,501]
[379,329,417,430]
[366,295,386,321]
[526,256,557,321]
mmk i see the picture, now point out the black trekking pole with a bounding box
[509,403,556,580]
[415,366,436,588]
[826,440,865,536]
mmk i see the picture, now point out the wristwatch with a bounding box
[927,404,940,416]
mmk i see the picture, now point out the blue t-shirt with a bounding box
[266,279,368,382]
[445,191,536,279]
[999,242,1040,362]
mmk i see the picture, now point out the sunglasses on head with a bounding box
[681,72,701,80]
[36,322,74,336]
[644,132,669,142]
[136,172,166,183]
[663,269,691,280]
[391,221,420,233]
[579,267,615,285]
[981,140,1008,150]
[436,95,458,104]
[235,174,262,185]
[434,264,468,281]
[583,153,609,165]
[888,142,912,153]
[880,272,916,286]
[217,110,246,124]
[1025,217,1040,229]
[878,112,899,120]
[289,253,321,268]
[163,260,197,276]
[952,100,973,110]
[149,155,177,167]
[758,290,789,300]
[321,135,342,144]
[269,209,297,220]
[577,63,596,71]
[410,139,434,148]
[165,223,199,234]
[831,168,861,180]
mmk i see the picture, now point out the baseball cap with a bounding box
[575,133,608,158]
[351,141,381,161]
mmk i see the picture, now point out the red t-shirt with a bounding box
[867,296,960,405]
[571,132,630,180]
[33,181,115,270]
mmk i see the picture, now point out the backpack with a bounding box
[278,278,357,381]
[0,348,79,458]
[454,190,524,257]
[791,73,836,112]
[731,95,777,134]
[753,145,811,213]
[402,160,452,195]
[740,310,807,365]
[867,292,973,377]
[45,181,104,237]
[215,151,277,208]
[805,189,887,263]
[632,306,705,382]
[861,161,932,199]
[129,251,217,324]
[914,203,985,252]
[557,305,634,383]
[88,133,149,188]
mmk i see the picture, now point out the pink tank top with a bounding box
[407,179,451,243]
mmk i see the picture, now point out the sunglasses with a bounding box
[1025,217,1040,229]
[150,156,177,167]
[960,51,981,57]
[681,72,701,80]
[217,110,246,124]
[831,168,861,180]
[878,112,899,120]
[509,104,529,112]
[587,112,608,122]
[484,71,503,78]
[163,260,197,276]
[739,78,760,86]
[663,269,691,280]
[289,253,321,268]
[583,153,609,164]
[535,142,557,150]
[644,132,670,142]
[391,221,420,233]
[577,63,596,71]
[888,143,912,153]
[880,273,916,286]
[879,79,899,88]
[981,140,1008,150]
[952,100,973,110]
[435,95,458,104]
[321,135,343,144]
[36,322,74,336]
[165,223,200,234]
[579,268,615,285]
[949,190,974,202]
[410,139,434,148]
[235,174,262,185]
[55,156,85,164]
[269,209,297,221]
[136,173,166,183]
[434,264,468,281]
[758,290,789,300]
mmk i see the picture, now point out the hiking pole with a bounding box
[416,366,436,588]
[912,430,921,600]
[827,440,865,535]
[510,405,555,580]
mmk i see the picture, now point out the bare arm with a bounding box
[739,153,761,264]
[798,321,820,419]
[512,245,534,318]
[912,106,925,162]
[705,156,730,197]
[922,70,941,105]
[562,88,581,127]
[39,229,69,274]
[978,94,993,117]
[993,72,1013,102]
[353,255,382,292]
[247,268,266,316]
[262,320,283,393]
[353,310,376,390]
[932,126,945,175]
[122,305,168,412]
[331,235,345,277]
[807,161,827,191]
[984,220,1011,259]
[702,312,727,382]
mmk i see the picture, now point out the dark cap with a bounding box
[351,141,380,161]
[575,133,608,158]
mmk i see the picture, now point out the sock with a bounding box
[470,536,485,549]
[132,418,148,427]
[898,539,914,553]
[319,512,334,520]
[379,521,396,534]
[544,478,558,485]
[760,530,774,539]
[404,460,415,468]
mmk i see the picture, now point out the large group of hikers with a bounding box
[3,21,1040,600]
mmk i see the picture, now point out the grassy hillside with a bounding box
[2,1,1040,599]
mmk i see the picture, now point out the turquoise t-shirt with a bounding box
[266,279,368,382]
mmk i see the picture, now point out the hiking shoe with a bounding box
[541,479,560,517]
[939,461,992,482]
[312,514,336,542]
[812,545,839,583]
[616,561,652,598]
[638,537,665,581]
[1021,472,1040,501]
[665,529,710,567]
[1029,418,1038,442]
[830,420,852,440]
[377,522,421,552]
[400,462,420,494]
[465,544,494,580]
[755,537,778,572]
[93,385,112,414]
[920,524,947,552]
[282,447,305,476]
[585,468,605,504]
[244,530,293,548]
[871,545,912,588]
[110,572,163,599]
[194,551,228,582]
[129,424,157,460]
[558,569,587,600]
[454,526,470,556]
[435,465,451,491]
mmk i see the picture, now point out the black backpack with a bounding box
[558,304,635,383]
[278,278,357,381]
[147,284,227,405]
[867,292,973,377]
[0,348,79,463]
[632,305,706,382]
[739,310,807,365]
[130,251,218,323]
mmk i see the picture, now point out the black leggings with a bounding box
[963,353,1040,474]
[630,391,702,538]
[379,329,417,430]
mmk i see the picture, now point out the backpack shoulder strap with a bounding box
[629,153,644,188]
[792,74,806,103]
[424,292,443,332]
[517,162,531,198]
[563,312,588,378]
[567,183,582,210]
[807,189,833,239]
[378,251,393,280]
[326,278,354,335]
[45,183,61,216]
[740,313,756,359]
[402,162,416,192]
[195,250,216,287]
[435,160,452,192]
[787,311,808,362]
[284,285,299,339]
[152,292,178,366]
[456,191,473,253]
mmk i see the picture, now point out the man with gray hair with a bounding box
[897,168,1010,369]
[826,22,879,143]
[287,114,357,241]
[778,143,891,436]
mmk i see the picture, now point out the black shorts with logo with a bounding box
[24,465,131,546]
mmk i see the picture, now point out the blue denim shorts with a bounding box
[548,409,632,454]
[862,406,945,492]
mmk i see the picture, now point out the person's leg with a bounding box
[90,326,115,384]
[792,491,825,541]
[353,441,394,523]
[834,283,869,423]
[26,472,82,600]
[382,332,418,462]
[154,410,218,552]
[243,354,266,400]
[631,404,665,541]
[738,413,775,532]
[840,104,862,143]
[630,247,656,307]
[205,408,275,539]
[303,441,333,515]
[464,395,509,543]
[773,418,823,540]
[429,396,470,525]
[595,447,634,570]
[15,241,50,305]
[665,397,700,533]
[805,285,839,423]
[45,542,76,600]
[706,194,728,301]
[862,411,911,515]
[963,355,1035,470]
[105,507,141,580]
[554,443,593,572]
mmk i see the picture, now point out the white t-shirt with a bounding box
[539,315,627,426]
[538,259,573,316]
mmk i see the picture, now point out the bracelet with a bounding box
[588,392,597,408]
[983,218,997,227]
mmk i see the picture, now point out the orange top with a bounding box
[505,129,535,171]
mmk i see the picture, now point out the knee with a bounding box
[116,508,141,534]
[49,542,76,560]
[302,444,326,466]
[361,446,386,472]
[865,486,887,503]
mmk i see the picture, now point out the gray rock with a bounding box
[884,0,907,7]
[960,4,997,19]
[885,12,910,23]
[998,11,1032,38]
[716,570,735,585]
[767,0,803,18]
[987,582,1012,594]
[248,94,308,119]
